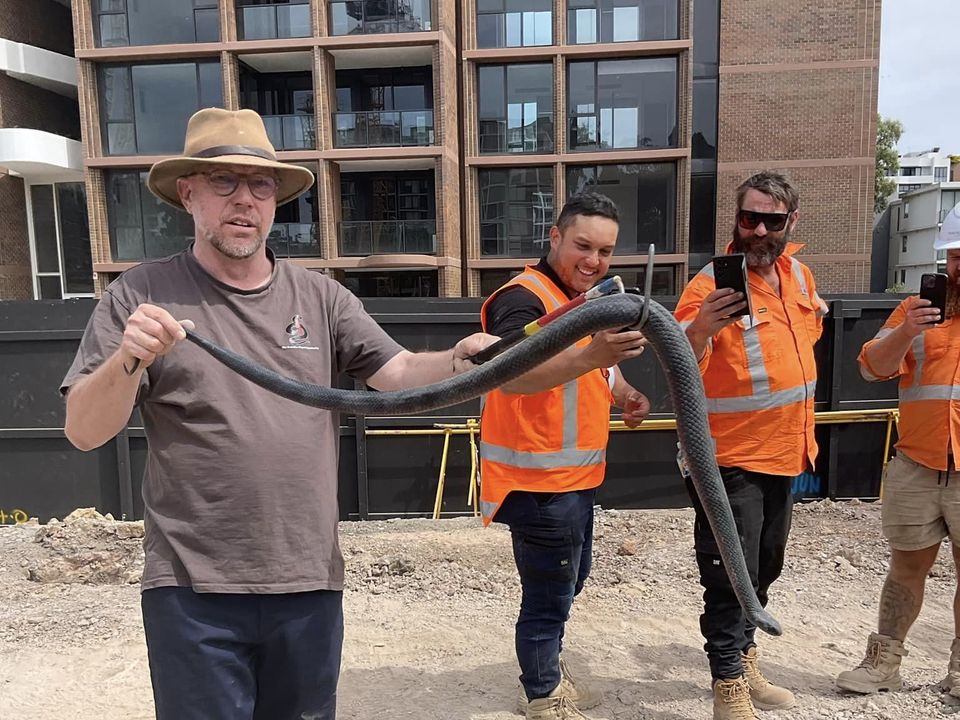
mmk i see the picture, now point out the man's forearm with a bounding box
[685,325,710,362]
[863,324,914,379]
[64,351,143,451]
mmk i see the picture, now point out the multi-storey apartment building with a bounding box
[0,0,84,300]
[50,0,879,299]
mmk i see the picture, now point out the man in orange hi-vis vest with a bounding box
[479,192,651,720]
[836,204,960,697]
[675,171,826,720]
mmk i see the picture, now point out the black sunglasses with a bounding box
[737,209,790,232]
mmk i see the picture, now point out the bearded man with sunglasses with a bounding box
[675,171,827,720]
[59,108,496,720]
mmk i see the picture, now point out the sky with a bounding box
[878,0,960,155]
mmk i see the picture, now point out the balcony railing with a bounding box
[261,114,316,150]
[267,222,319,258]
[339,220,437,256]
[479,113,554,154]
[329,0,431,35]
[333,110,434,148]
[238,2,311,40]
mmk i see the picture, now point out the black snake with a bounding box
[184,292,782,636]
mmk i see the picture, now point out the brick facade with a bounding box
[0,0,79,299]
[716,0,881,292]
[0,0,74,56]
[61,0,880,298]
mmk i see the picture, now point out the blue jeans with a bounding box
[141,587,343,720]
[685,467,793,680]
[494,488,596,700]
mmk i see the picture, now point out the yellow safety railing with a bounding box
[365,408,901,517]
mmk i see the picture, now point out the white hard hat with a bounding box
[935,202,960,251]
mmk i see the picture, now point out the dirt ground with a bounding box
[1,501,959,720]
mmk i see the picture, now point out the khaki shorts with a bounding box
[882,453,960,551]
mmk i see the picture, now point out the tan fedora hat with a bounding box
[147,107,315,209]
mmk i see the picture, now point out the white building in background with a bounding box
[887,183,960,291]
[890,149,953,198]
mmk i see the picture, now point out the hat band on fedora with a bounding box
[192,144,277,161]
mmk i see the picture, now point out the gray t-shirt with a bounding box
[61,248,403,593]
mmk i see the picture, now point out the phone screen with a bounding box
[919,273,948,325]
[711,254,751,317]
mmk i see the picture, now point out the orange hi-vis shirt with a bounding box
[674,243,825,476]
[859,299,960,471]
[478,266,614,525]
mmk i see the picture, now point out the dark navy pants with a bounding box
[141,587,343,720]
[685,467,793,680]
[495,488,596,701]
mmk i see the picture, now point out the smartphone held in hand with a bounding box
[712,253,752,318]
[919,272,948,325]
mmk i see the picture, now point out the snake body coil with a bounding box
[185,293,782,636]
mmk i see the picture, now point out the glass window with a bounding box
[238,0,311,40]
[689,172,716,255]
[692,77,717,160]
[566,163,676,253]
[476,0,552,48]
[605,266,675,295]
[57,183,93,295]
[567,0,677,44]
[935,166,948,182]
[567,58,677,151]
[479,268,522,296]
[99,61,223,155]
[30,186,59,274]
[94,0,219,47]
[106,171,195,261]
[478,64,553,154]
[478,167,554,257]
[339,270,438,297]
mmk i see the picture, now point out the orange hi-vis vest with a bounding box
[478,266,614,525]
[674,243,825,476]
[859,300,960,471]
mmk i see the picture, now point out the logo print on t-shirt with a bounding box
[285,314,309,345]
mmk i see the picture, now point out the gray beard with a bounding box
[732,226,789,268]
[206,229,265,260]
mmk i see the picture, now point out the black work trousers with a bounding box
[685,466,794,680]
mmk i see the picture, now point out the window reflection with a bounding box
[566,163,676,254]
[99,62,224,155]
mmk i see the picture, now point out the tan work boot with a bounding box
[712,677,758,720]
[526,684,593,719]
[518,657,601,713]
[741,646,796,710]
[836,632,907,694]
[939,637,960,696]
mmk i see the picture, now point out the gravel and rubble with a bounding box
[1,500,958,719]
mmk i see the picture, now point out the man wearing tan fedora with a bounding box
[59,107,497,720]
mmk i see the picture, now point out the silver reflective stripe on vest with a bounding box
[700,263,715,280]
[480,499,498,519]
[479,442,606,469]
[743,325,770,395]
[705,380,816,414]
[789,257,809,297]
[900,384,960,402]
[517,273,562,312]
[563,379,578,447]
[910,333,925,390]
